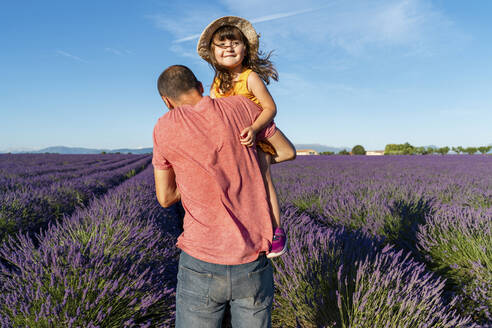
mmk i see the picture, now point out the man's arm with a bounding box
[154,167,181,208]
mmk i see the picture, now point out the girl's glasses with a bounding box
[213,40,243,49]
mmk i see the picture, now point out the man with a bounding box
[153,65,277,327]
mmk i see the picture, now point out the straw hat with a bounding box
[197,16,259,63]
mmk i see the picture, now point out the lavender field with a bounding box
[0,154,490,327]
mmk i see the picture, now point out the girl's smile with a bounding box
[213,38,246,73]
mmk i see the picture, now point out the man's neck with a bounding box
[175,90,203,107]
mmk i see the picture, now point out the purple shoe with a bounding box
[267,227,287,258]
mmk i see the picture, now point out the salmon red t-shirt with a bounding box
[152,95,277,265]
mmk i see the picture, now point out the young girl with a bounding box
[197,16,296,258]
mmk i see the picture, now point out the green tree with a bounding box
[319,151,334,155]
[351,145,366,155]
[452,146,463,154]
[414,147,434,155]
[436,146,450,155]
[478,146,492,154]
[384,142,415,155]
[464,147,477,155]
[338,149,350,155]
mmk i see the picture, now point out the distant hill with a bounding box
[3,143,490,154]
[294,144,350,153]
[2,146,153,154]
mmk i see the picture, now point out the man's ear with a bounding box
[197,81,204,95]
[162,96,175,110]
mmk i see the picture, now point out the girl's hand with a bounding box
[239,126,256,147]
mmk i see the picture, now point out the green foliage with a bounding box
[384,143,452,155]
[351,145,366,155]
[125,169,136,179]
[478,146,492,154]
[319,151,334,155]
[452,146,465,154]
[384,142,415,155]
[414,146,435,155]
[417,209,492,321]
[464,147,477,155]
[338,149,350,155]
[436,146,450,155]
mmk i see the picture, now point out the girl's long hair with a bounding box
[208,25,278,95]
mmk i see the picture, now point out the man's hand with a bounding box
[239,126,257,147]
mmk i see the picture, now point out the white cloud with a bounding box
[145,3,227,57]
[105,47,123,56]
[147,0,457,62]
[222,0,454,57]
[55,50,88,63]
[170,44,197,59]
[174,34,202,43]
[146,3,226,39]
[249,8,316,24]
[172,8,317,43]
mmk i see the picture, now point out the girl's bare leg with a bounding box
[257,150,280,229]
[266,129,296,164]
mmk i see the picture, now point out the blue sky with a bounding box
[1,0,491,151]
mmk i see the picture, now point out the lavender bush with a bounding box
[417,206,492,323]
[0,167,180,327]
[339,247,472,328]
[271,207,472,328]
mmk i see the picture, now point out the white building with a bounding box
[296,149,319,155]
[366,150,385,156]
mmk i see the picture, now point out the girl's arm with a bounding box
[239,72,277,146]
[242,72,297,164]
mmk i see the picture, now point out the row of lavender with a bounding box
[271,155,491,326]
[0,153,132,179]
[0,154,152,244]
[0,154,149,191]
[0,166,183,327]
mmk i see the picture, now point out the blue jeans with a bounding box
[176,251,274,328]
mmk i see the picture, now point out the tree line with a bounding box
[318,143,492,155]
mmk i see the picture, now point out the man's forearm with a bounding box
[154,167,181,207]
[162,189,181,207]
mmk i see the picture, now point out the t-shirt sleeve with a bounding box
[256,121,277,141]
[152,123,173,170]
[238,97,278,141]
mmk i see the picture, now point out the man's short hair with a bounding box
[157,65,200,100]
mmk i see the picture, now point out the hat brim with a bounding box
[197,16,259,63]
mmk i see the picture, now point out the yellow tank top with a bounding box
[212,69,261,107]
[212,69,276,155]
